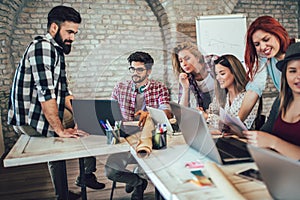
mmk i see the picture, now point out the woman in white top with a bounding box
[204,54,258,131]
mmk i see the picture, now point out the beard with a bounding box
[132,74,148,84]
[54,29,72,54]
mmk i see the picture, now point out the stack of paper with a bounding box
[219,107,247,137]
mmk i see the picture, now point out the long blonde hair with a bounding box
[172,42,205,77]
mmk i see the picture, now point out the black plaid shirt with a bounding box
[8,33,70,136]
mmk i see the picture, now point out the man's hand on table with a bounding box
[134,110,149,127]
[57,128,89,138]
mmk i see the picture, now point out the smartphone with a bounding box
[235,168,263,182]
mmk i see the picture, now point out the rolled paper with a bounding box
[205,162,246,200]
[135,115,154,158]
[125,133,140,146]
[136,138,152,158]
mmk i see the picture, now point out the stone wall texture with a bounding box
[1,0,299,152]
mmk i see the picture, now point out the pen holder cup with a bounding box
[106,130,120,145]
[152,131,167,150]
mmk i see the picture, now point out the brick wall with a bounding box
[0,0,299,152]
[0,0,26,152]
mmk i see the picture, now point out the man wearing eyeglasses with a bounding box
[105,51,172,200]
[112,51,172,126]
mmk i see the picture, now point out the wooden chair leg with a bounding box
[110,181,117,200]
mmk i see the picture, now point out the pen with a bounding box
[100,120,108,130]
[106,120,120,142]
[115,120,121,129]
[105,120,113,130]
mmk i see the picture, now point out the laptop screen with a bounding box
[72,99,123,135]
[146,106,174,133]
[248,145,300,199]
[170,102,222,163]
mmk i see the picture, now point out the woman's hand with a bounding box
[179,73,190,89]
[243,130,277,148]
[196,107,208,119]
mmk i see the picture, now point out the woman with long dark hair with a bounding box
[204,54,258,130]
[244,42,300,160]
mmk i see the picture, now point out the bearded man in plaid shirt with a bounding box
[106,51,172,200]
[7,5,105,200]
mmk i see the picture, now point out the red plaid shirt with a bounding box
[112,79,170,121]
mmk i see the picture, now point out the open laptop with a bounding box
[72,99,123,135]
[169,101,252,165]
[146,106,175,134]
[248,145,300,199]
[169,101,183,131]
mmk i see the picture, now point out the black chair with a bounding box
[110,181,117,200]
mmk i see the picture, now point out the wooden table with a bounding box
[131,134,272,200]
[4,134,130,200]
[4,133,273,200]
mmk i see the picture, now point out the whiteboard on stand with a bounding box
[196,14,247,63]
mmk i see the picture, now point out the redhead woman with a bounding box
[172,42,216,110]
[239,16,294,121]
[244,42,300,160]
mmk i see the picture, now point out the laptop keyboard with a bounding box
[215,137,251,158]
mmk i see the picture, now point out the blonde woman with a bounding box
[172,42,216,110]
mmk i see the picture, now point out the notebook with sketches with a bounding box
[146,106,174,133]
[72,99,123,135]
[248,145,300,199]
[170,102,252,165]
[219,107,247,137]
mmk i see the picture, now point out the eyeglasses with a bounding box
[128,66,147,74]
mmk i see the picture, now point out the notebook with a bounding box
[146,106,174,133]
[248,145,300,200]
[72,99,123,135]
[169,102,252,165]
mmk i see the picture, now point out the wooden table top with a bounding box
[3,134,130,167]
[131,134,272,200]
[3,133,273,200]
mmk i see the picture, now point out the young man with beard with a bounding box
[105,51,172,200]
[8,6,104,200]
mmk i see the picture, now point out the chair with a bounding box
[109,165,144,200]
[110,181,117,200]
